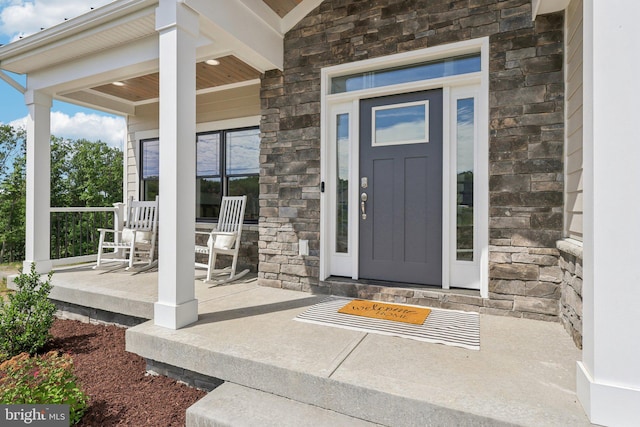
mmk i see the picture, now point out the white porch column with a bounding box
[153,0,198,329]
[23,90,52,274]
[578,1,640,425]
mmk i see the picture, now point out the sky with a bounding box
[0,0,126,149]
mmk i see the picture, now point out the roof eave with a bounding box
[0,0,158,70]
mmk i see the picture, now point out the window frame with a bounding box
[140,137,159,202]
[196,126,260,223]
[138,124,260,224]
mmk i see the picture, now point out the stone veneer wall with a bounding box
[557,239,583,348]
[259,0,565,319]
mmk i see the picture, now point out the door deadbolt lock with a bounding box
[360,192,368,220]
[361,177,368,189]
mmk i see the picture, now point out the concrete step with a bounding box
[186,382,382,427]
[127,321,516,427]
[125,284,588,427]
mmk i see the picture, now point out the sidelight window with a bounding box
[336,113,350,253]
[455,97,475,261]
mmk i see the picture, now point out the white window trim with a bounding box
[371,100,430,147]
[326,104,354,276]
[320,38,489,298]
[448,86,485,290]
[195,116,261,133]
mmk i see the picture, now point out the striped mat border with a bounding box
[294,297,480,350]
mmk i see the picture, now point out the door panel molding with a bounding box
[359,90,443,285]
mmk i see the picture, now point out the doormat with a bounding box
[295,297,480,350]
[338,299,431,325]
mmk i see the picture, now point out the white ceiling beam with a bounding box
[59,90,136,116]
[237,0,281,31]
[184,0,283,70]
[27,35,159,95]
[282,0,323,33]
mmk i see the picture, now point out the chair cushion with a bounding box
[121,228,152,244]
[208,234,236,250]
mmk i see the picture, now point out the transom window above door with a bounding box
[330,53,481,94]
[140,126,259,222]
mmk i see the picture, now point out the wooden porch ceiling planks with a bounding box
[263,0,303,17]
[195,56,261,89]
[91,55,261,102]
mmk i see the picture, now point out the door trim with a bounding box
[320,38,489,298]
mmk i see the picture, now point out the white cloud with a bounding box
[9,111,126,149]
[375,120,426,145]
[0,0,114,42]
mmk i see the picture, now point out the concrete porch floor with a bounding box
[35,263,593,426]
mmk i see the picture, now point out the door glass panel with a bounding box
[336,113,349,253]
[373,102,427,146]
[456,97,474,261]
[331,53,480,94]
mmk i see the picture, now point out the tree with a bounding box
[0,126,26,262]
[51,137,123,207]
[49,138,123,258]
[0,125,24,182]
[0,125,124,262]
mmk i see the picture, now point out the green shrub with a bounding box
[0,351,88,424]
[0,263,56,358]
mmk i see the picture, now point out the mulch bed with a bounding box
[44,318,206,426]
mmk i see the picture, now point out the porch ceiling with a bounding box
[0,0,309,114]
[89,55,261,103]
[265,0,304,18]
[33,15,155,74]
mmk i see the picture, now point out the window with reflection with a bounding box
[224,128,259,221]
[373,102,428,146]
[140,126,260,222]
[336,113,349,253]
[456,98,475,261]
[141,138,159,201]
[196,132,222,220]
[331,54,481,94]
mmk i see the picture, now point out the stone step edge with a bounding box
[186,382,382,427]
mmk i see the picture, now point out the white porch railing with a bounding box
[50,203,125,266]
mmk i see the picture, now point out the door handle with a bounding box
[360,192,368,220]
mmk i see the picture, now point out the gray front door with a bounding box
[359,90,443,285]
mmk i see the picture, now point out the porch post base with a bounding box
[153,299,198,329]
[577,361,640,426]
[22,259,53,275]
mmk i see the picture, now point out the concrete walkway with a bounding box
[29,264,593,426]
